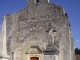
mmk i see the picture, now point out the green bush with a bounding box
[75,48,80,55]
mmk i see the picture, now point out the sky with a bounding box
[0,0,80,48]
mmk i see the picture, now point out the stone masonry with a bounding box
[0,0,75,60]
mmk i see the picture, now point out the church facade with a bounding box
[0,0,75,60]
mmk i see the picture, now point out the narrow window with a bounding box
[36,0,39,4]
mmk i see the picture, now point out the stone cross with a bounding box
[49,28,56,44]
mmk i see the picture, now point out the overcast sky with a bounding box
[0,0,80,48]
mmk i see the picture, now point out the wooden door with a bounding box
[30,57,39,60]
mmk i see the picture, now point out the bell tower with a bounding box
[27,0,49,6]
[27,0,35,6]
[40,0,49,3]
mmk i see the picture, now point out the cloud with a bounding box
[76,39,80,42]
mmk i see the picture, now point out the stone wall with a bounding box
[76,55,80,60]
[2,0,75,60]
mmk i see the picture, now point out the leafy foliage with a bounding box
[75,48,80,55]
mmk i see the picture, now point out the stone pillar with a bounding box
[0,16,9,60]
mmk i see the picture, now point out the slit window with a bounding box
[36,0,39,4]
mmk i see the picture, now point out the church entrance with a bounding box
[30,57,39,60]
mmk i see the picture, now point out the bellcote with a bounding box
[27,0,49,5]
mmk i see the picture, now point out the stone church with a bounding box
[0,0,75,60]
